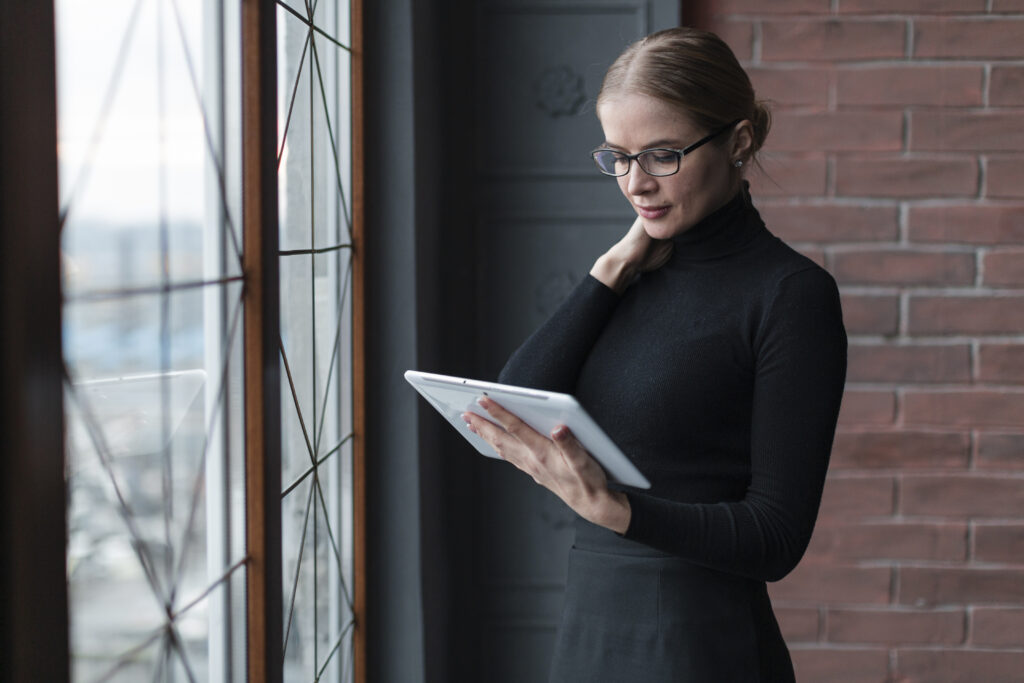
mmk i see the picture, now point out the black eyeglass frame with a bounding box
[591,118,743,177]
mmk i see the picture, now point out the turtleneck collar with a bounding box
[665,183,766,264]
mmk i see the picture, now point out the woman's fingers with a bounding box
[552,425,607,490]
[463,407,624,527]
[461,405,543,478]
[466,399,610,493]
[476,396,551,452]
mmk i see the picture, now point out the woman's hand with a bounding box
[590,216,674,294]
[463,397,631,534]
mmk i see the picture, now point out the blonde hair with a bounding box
[598,27,771,162]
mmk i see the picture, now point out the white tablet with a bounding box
[405,370,650,489]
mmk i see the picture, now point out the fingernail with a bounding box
[477,396,489,408]
[552,425,568,440]
[461,412,472,424]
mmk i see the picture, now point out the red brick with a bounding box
[838,390,897,426]
[716,0,831,12]
[911,112,1024,152]
[840,0,986,12]
[900,567,1024,606]
[841,296,900,336]
[831,250,975,286]
[905,391,1024,428]
[976,432,1024,469]
[831,430,969,469]
[762,20,906,62]
[789,647,890,683]
[770,563,892,604]
[835,158,978,199]
[774,606,820,642]
[979,344,1024,383]
[987,157,1024,199]
[896,649,1024,683]
[974,523,1024,564]
[837,66,983,107]
[772,112,903,152]
[909,206,1024,245]
[847,344,971,384]
[748,157,827,197]
[798,247,826,267]
[716,20,754,62]
[983,250,1024,287]
[901,475,1024,516]
[759,204,899,243]
[818,476,895,518]
[972,607,1024,647]
[809,521,967,561]
[827,608,965,644]
[992,0,1024,11]
[991,66,1024,107]
[908,296,1024,336]
[915,19,1024,59]
[749,68,830,107]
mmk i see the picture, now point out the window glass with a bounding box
[276,1,356,680]
[58,0,247,680]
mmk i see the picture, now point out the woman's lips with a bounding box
[636,205,670,220]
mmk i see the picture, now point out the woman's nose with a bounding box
[625,162,656,195]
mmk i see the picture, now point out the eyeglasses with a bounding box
[591,119,742,177]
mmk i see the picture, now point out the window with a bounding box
[59,1,248,678]
[54,0,362,680]
[276,1,358,679]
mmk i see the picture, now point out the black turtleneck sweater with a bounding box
[498,191,847,582]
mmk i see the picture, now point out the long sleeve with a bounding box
[498,274,620,392]
[622,267,847,581]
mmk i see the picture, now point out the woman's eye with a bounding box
[650,152,677,164]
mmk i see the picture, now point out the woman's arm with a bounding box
[589,216,674,294]
[497,275,620,392]
[500,217,672,391]
[623,267,847,581]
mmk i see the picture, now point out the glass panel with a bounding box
[277,1,354,680]
[58,0,247,680]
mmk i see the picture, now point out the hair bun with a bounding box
[750,100,772,154]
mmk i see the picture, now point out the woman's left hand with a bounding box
[463,396,631,534]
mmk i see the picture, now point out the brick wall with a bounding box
[692,2,1024,681]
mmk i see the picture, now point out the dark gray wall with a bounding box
[364,2,678,681]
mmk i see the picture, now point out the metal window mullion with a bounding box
[242,1,283,682]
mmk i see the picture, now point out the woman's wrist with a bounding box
[590,253,636,294]
[593,490,631,535]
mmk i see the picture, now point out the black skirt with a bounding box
[548,525,795,683]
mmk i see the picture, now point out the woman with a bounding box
[462,27,846,681]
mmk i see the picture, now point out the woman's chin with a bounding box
[641,219,689,241]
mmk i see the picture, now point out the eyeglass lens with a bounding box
[593,150,680,177]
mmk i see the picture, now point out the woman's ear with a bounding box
[731,120,754,163]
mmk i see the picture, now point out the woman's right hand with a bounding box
[589,216,674,294]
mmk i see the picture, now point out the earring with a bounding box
[734,160,743,168]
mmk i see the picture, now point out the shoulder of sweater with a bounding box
[751,230,837,288]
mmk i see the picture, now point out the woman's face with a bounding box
[597,93,741,241]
